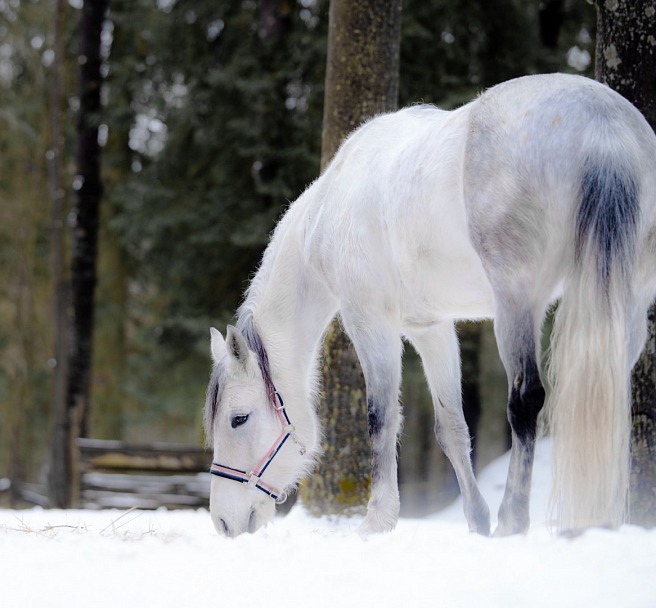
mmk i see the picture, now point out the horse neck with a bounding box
[237,197,337,445]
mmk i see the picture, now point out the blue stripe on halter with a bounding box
[273,390,291,424]
[257,432,291,477]
[209,464,247,482]
[255,483,279,500]
[209,464,283,502]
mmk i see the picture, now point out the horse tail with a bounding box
[547,155,639,530]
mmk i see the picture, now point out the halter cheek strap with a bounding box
[210,387,306,504]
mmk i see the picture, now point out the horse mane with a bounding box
[238,311,274,384]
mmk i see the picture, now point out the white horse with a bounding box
[204,73,656,537]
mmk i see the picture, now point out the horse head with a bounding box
[205,325,308,537]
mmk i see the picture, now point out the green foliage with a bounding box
[400,0,596,108]
[109,0,326,336]
[91,0,328,440]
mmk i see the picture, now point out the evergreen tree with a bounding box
[50,0,108,508]
[99,0,328,439]
[0,0,70,502]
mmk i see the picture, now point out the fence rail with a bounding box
[76,438,212,510]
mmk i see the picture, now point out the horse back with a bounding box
[302,103,495,323]
[299,74,656,324]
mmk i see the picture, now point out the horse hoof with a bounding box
[358,513,398,536]
[469,518,491,537]
[493,519,529,537]
[466,499,491,536]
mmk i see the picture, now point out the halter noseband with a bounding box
[210,383,306,504]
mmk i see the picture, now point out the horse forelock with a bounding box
[204,312,276,446]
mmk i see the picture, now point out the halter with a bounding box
[210,383,306,504]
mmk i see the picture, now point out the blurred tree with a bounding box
[50,0,108,508]
[88,0,154,441]
[48,0,71,508]
[539,0,564,48]
[0,0,70,503]
[595,0,656,527]
[0,0,602,504]
[101,0,328,440]
[68,0,108,438]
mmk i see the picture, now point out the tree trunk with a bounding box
[67,0,107,436]
[595,0,656,527]
[50,0,108,508]
[538,0,564,48]
[300,0,403,515]
[48,0,72,509]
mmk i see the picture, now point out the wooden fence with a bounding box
[76,438,212,510]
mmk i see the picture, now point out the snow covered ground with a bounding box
[2,439,655,608]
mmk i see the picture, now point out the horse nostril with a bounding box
[219,518,230,536]
[248,509,257,534]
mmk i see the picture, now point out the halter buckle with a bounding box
[246,472,260,490]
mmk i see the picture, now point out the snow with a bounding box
[2,440,655,608]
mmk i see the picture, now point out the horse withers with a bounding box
[204,74,656,537]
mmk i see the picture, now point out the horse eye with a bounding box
[231,414,249,429]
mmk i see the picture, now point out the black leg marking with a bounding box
[496,354,546,536]
[367,397,384,437]
[508,357,545,444]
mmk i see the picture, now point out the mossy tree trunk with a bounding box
[300,0,403,515]
[595,0,656,526]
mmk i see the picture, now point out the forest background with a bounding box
[0,0,596,512]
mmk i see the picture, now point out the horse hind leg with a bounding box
[494,303,546,536]
[407,322,491,535]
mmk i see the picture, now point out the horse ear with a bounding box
[225,325,252,370]
[210,327,227,365]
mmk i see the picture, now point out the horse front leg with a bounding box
[342,315,403,534]
[362,388,402,534]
